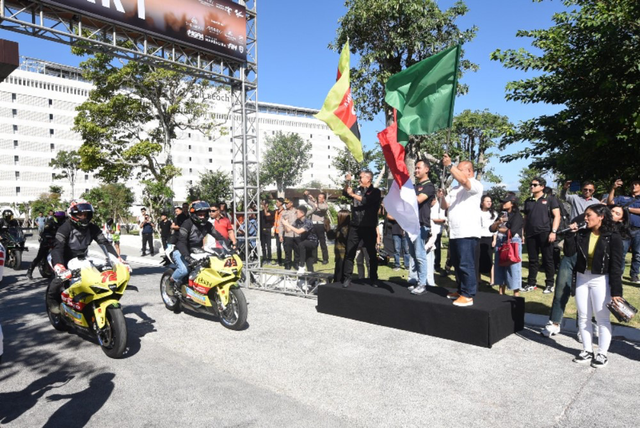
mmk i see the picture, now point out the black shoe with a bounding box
[342,278,352,288]
[322,260,329,265]
[26,269,34,280]
[369,278,379,287]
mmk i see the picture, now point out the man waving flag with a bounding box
[315,41,363,162]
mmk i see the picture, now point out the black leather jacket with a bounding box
[343,185,381,227]
[574,229,623,297]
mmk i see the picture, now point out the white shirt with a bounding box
[479,210,497,238]
[446,177,484,239]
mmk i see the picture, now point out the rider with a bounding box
[0,209,19,231]
[47,200,122,313]
[26,211,67,280]
[170,200,226,288]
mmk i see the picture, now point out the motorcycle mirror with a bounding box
[98,244,112,266]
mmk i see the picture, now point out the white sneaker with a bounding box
[541,322,560,337]
[297,266,306,275]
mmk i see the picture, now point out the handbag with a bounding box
[498,230,521,267]
[606,297,638,323]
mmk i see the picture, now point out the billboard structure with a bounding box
[39,0,247,62]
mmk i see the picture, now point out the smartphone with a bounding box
[569,181,581,192]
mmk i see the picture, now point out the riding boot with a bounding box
[26,265,34,280]
[47,278,65,314]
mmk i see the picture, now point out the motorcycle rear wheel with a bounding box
[160,270,181,313]
[219,287,248,330]
[45,284,67,332]
[39,259,54,278]
[100,306,127,359]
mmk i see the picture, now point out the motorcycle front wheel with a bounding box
[160,270,181,313]
[219,287,248,330]
[39,259,54,278]
[100,306,127,359]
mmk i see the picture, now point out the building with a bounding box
[0,57,344,207]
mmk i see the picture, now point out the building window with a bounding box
[188,145,191,150]
[310,134,313,138]
[13,125,18,133]
[49,99,53,106]
[189,157,192,162]
[12,109,17,117]
[16,187,20,195]
[85,174,89,181]
[189,168,192,173]
[209,147,212,152]
[14,155,19,165]
[188,133,191,138]
[15,171,20,180]
[49,114,54,122]
[50,143,55,151]
[327,136,330,140]
[209,159,212,163]
[52,173,56,181]
[12,93,16,102]
[50,129,55,136]
[13,140,18,148]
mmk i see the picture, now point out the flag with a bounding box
[378,111,420,241]
[315,41,363,162]
[385,45,461,145]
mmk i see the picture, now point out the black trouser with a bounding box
[30,243,50,271]
[342,225,378,281]
[260,229,272,261]
[356,245,370,279]
[526,232,555,288]
[434,233,443,270]
[283,236,296,269]
[313,223,329,263]
[47,277,66,306]
[141,233,154,254]
[275,233,283,264]
[298,240,317,272]
[161,235,170,250]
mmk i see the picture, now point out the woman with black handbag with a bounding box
[572,205,624,368]
[490,193,523,297]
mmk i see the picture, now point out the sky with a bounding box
[0,0,568,190]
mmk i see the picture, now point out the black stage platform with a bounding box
[317,281,524,348]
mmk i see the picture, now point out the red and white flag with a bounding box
[378,111,420,241]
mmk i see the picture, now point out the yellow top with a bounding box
[587,232,599,270]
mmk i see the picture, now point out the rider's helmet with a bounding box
[53,211,66,224]
[189,200,211,225]
[2,210,13,222]
[68,199,94,228]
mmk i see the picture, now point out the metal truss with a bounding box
[1,0,263,285]
[247,268,334,299]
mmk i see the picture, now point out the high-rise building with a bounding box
[0,57,344,206]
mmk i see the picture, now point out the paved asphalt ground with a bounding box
[1,236,640,427]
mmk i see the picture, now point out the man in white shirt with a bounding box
[438,155,483,307]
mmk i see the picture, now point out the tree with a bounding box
[30,187,65,218]
[260,132,312,197]
[484,184,508,208]
[330,146,386,187]
[517,166,545,205]
[72,48,225,202]
[50,150,81,199]
[81,183,135,225]
[187,169,233,205]
[491,0,640,183]
[332,0,478,124]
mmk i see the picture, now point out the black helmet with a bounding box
[68,199,94,228]
[2,209,13,221]
[53,211,66,224]
[190,200,211,224]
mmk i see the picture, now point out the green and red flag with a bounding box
[384,44,461,145]
[315,41,363,162]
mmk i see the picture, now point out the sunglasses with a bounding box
[210,209,218,213]
[530,183,541,187]
[582,188,594,192]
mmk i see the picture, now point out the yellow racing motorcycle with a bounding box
[45,247,131,358]
[160,245,247,330]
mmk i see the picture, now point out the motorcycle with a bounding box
[45,246,131,358]
[160,245,248,330]
[1,227,27,270]
[37,236,56,279]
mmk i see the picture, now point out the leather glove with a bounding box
[54,264,72,280]
[185,256,197,266]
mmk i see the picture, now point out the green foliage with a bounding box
[484,185,508,209]
[491,0,640,183]
[81,183,135,225]
[30,192,65,217]
[72,48,225,190]
[50,150,81,199]
[187,169,233,205]
[142,180,175,221]
[49,185,63,196]
[260,132,312,195]
[333,0,478,122]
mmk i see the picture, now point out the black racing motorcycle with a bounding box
[1,227,28,270]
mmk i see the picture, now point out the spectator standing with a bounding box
[387,213,409,271]
[34,212,47,235]
[259,200,275,265]
[305,191,330,264]
[572,205,624,368]
[278,199,298,270]
[408,159,436,295]
[561,180,600,219]
[522,177,561,293]
[438,155,483,307]
[607,179,640,283]
[158,213,172,250]
[479,195,498,285]
[490,193,523,296]
[139,214,155,256]
[281,205,318,273]
[328,210,350,283]
[209,204,237,248]
[341,170,382,288]
[47,210,54,221]
[107,218,121,256]
[611,204,631,272]
[273,198,285,266]
[219,202,232,221]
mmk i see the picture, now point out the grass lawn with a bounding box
[266,241,640,330]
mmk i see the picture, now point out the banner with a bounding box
[39,0,247,61]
